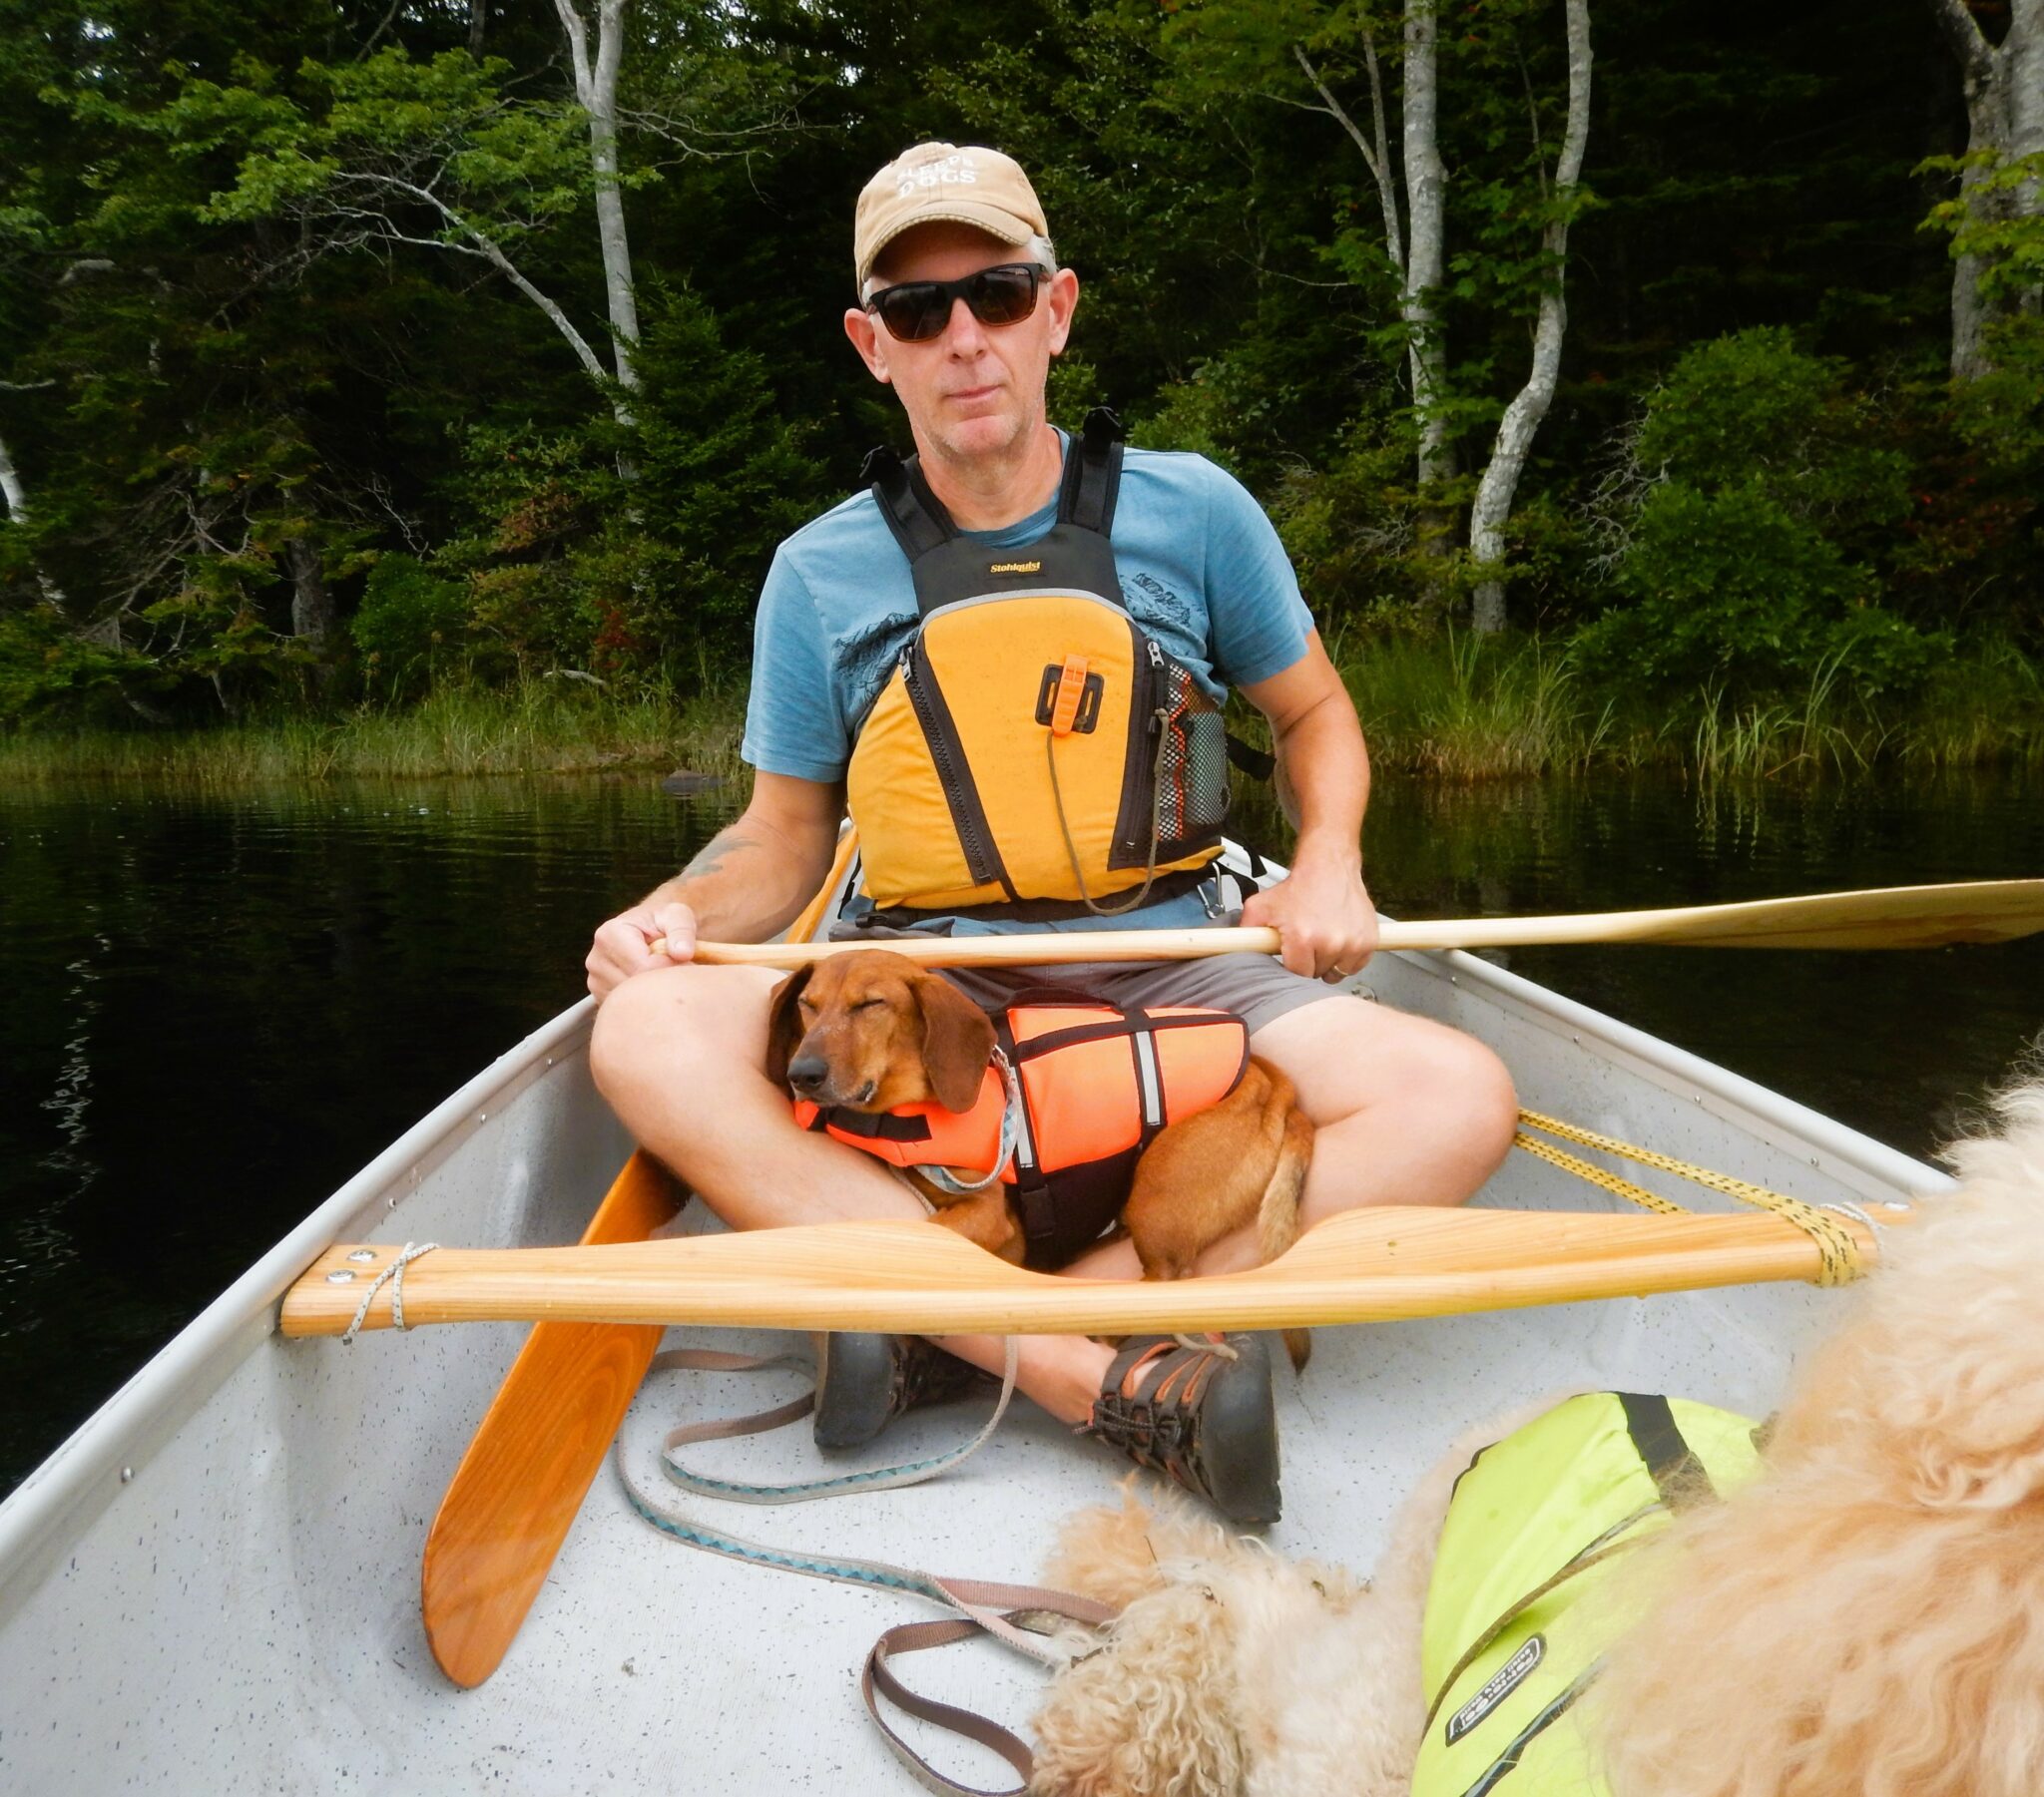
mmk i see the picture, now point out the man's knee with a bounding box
[1417,1032,1519,1172]
[589,964,770,1110]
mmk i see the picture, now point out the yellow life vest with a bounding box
[1409,1391,1765,1797]
[844,411,1233,915]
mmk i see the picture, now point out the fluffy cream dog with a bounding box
[1030,1076,2044,1797]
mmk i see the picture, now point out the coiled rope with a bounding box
[1514,1109,1863,1286]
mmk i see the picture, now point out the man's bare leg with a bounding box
[592,972,1515,1423]
[589,962,1114,1423]
[1044,991,1519,1282]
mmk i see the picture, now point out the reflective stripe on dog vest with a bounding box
[844,409,1236,915]
[792,999,1250,1268]
[1409,1392,1766,1797]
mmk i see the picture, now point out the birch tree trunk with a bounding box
[0,421,28,526]
[1401,0,1455,527]
[1469,0,1593,634]
[1293,4,1452,557]
[1927,0,2043,381]
[0,417,69,607]
[554,0,642,416]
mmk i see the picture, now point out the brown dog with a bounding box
[765,949,1313,1365]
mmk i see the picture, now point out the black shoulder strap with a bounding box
[862,408,1126,571]
[860,444,956,563]
[1058,407,1124,537]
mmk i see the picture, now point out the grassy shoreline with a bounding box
[2,640,2040,787]
[0,680,748,787]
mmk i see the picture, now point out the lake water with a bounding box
[2,768,2040,1495]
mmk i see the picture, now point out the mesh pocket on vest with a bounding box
[1154,657,1230,855]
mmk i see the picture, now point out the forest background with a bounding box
[1,0,2039,781]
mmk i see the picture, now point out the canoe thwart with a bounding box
[279,1204,1881,1340]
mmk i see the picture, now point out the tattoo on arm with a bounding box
[678,827,759,886]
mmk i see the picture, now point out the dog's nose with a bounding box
[785,1054,828,1095]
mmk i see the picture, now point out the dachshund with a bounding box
[765,949,1312,1364]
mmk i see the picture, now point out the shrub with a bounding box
[1580,330,1937,697]
[349,555,468,696]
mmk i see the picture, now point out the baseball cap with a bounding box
[853,142,1049,291]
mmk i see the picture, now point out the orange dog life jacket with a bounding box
[792,997,1251,1269]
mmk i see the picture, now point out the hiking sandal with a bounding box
[1080,1332,1280,1525]
[811,1332,996,1450]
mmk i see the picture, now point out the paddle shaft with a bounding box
[664,879,2044,967]
[283,1206,1880,1339]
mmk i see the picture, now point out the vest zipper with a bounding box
[1117,637,1166,855]
[900,644,1018,900]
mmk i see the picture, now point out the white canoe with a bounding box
[0,851,1948,1795]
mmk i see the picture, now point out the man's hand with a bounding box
[586,900,697,1002]
[1235,633,1373,980]
[1241,839,1378,981]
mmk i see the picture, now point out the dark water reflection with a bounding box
[2,768,2040,1495]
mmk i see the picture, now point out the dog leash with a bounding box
[614,1342,1117,1794]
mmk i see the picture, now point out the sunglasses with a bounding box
[864,262,1046,344]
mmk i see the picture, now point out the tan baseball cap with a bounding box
[853,142,1048,290]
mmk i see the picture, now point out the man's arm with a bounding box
[585,770,843,999]
[1235,630,1378,980]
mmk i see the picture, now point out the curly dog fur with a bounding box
[1030,1075,2044,1797]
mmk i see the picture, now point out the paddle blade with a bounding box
[1660,879,2044,949]
[420,1150,682,1688]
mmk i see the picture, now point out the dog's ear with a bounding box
[913,972,996,1114]
[763,965,813,1092]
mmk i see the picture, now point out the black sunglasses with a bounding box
[864,262,1046,344]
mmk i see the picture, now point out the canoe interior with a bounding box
[0,934,1945,1794]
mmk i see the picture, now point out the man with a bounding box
[587,143,1517,1524]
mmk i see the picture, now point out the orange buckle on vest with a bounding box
[1049,655,1089,736]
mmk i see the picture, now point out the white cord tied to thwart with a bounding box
[340,1240,440,1344]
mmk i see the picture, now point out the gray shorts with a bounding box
[835,935,1344,1038]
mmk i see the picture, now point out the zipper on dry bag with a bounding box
[899,643,1017,900]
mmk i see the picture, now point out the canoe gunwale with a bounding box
[0,1000,601,1617]
[1394,942,1949,1206]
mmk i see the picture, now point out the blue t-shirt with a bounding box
[741,438,1315,785]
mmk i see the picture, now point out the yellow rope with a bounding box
[1514,1109,1863,1286]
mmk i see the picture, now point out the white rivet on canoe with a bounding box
[346,1248,376,1263]
[326,1269,357,1284]
[479,1112,487,1123]
[119,1467,133,1485]
[1571,1034,1580,1044]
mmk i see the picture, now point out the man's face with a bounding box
[843,222,1080,471]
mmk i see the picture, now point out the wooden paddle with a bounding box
[419,1149,682,1687]
[416,832,862,1688]
[283,1202,1882,1342]
[671,878,2044,966]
